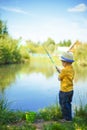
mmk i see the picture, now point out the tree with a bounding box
[58,40,71,47]
[3,22,8,35]
[0,37,21,64]
[43,38,55,53]
[0,20,3,34]
[0,19,8,37]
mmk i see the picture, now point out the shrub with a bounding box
[38,104,62,121]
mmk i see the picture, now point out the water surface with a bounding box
[0,59,87,111]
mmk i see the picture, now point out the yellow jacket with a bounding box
[58,65,74,92]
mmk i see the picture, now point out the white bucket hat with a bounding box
[60,52,74,63]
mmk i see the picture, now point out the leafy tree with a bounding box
[74,43,87,63]
[26,40,37,53]
[0,19,8,37]
[58,40,71,47]
[0,20,3,34]
[0,19,30,64]
[3,22,8,35]
[43,38,55,53]
[0,37,21,64]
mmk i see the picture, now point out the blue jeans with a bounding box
[59,90,73,121]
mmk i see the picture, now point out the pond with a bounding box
[0,57,87,112]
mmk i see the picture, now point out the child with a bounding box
[58,52,74,122]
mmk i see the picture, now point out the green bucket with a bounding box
[25,112,36,123]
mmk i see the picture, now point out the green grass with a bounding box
[43,122,75,130]
[0,98,87,130]
[38,104,62,121]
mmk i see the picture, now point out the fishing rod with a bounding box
[43,46,60,73]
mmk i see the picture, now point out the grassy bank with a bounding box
[0,98,87,130]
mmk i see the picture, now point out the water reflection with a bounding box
[0,59,87,111]
[0,61,55,93]
[74,63,87,82]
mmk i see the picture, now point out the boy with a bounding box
[58,52,74,122]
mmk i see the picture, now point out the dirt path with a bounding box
[8,120,56,130]
[34,121,53,130]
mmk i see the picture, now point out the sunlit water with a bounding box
[0,61,87,112]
